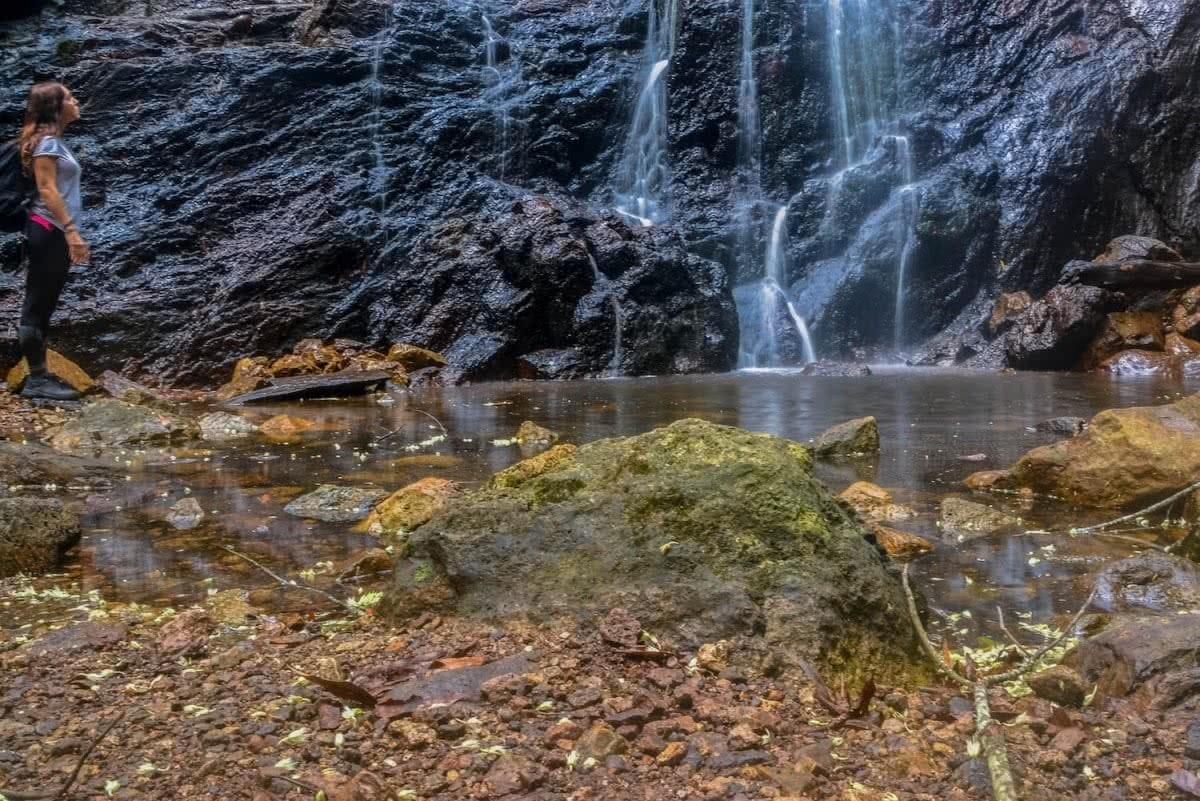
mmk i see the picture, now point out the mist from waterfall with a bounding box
[733,0,817,369]
[614,0,677,227]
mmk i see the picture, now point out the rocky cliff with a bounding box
[1,0,1196,383]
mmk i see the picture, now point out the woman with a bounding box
[18,81,89,401]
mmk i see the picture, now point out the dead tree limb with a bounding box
[903,564,1098,801]
[221,546,360,615]
[1062,258,1200,290]
[1072,480,1200,535]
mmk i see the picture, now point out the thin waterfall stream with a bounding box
[614,0,677,226]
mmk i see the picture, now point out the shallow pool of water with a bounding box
[12,367,1200,637]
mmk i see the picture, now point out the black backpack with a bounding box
[0,140,34,233]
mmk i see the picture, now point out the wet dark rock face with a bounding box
[1,0,1197,381]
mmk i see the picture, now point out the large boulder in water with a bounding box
[0,498,80,578]
[386,419,923,681]
[966,393,1200,508]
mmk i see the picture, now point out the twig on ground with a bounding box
[0,709,125,800]
[221,546,359,615]
[1091,531,1169,552]
[1073,481,1200,535]
[995,606,1029,659]
[904,564,1096,801]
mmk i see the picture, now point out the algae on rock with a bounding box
[387,419,923,682]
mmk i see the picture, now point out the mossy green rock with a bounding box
[387,419,922,682]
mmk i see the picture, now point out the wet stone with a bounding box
[284,484,388,523]
[1186,720,1200,760]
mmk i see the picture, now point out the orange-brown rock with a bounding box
[1170,285,1200,340]
[1091,235,1183,265]
[358,477,461,535]
[965,393,1200,508]
[215,357,270,401]
[6,350,95,394]
[293,338,347,372]
[259,414,316,441]
[1079,311,1165,370]
[871,525,934,559]
[838,481,915,523]
[268,352,320,377]
[988,291,1032,337]
[345,352,409,385]
[1165,332,1200,356]
[386,343,448,372]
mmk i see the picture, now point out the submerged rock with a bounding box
[284,484,389,523]
[386,419,922,681]
[939,498,1021,540]
[515,421,559,446]
[0,498,80,578]
[198,412,259,440]
[1097,349,1183,378]
[812,417,880,458]
[1093,553,1200,615]
[259,414,316,441]
[966,393,1200,508]
[799,361,872,377]
[1035,417,1087,437]
[166,497,205,530]
[869,525,934,560]
[47,399,198,452]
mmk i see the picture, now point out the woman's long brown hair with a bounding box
[19,82,67,174]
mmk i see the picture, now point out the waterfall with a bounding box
[737,207,818,367]
[821,0,919,352]
[587,252,624,377]
[369,2,393,245]
[732,0,817,369]
[892,134,917,348]
[479,10,521,178]
[614,0,677,226]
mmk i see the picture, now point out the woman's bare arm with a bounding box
[31,155,89,264]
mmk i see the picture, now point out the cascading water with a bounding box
[738,207,817,367]
[732,0,817,369]
[823,0,919,351]
[369,2,394,245]
[479,8,522,178]
[587,252,624,376]
[614,0,677,226]
[892,134,917,348]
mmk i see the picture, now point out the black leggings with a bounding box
[20,220,70,374]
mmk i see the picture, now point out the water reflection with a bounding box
[17,368,1199,630]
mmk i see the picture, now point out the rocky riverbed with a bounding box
[2,370,1200,799]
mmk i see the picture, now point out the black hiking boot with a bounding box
[20,371,81,402]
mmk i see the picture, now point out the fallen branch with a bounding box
[995,606,1029,659]
[221,546,360,615]
[373,407,449,446]
[0,709,125,800]
[1073,481,1200,535]
[903,564,1098,801]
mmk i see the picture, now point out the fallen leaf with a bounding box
[430,656,486,670]
[297,672,378,708]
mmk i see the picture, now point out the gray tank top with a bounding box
[29,136,82,231]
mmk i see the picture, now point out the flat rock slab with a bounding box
[284,484,388,522]
[223,370,391,405]
[377,652,532,719]
[25,622,127,659]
